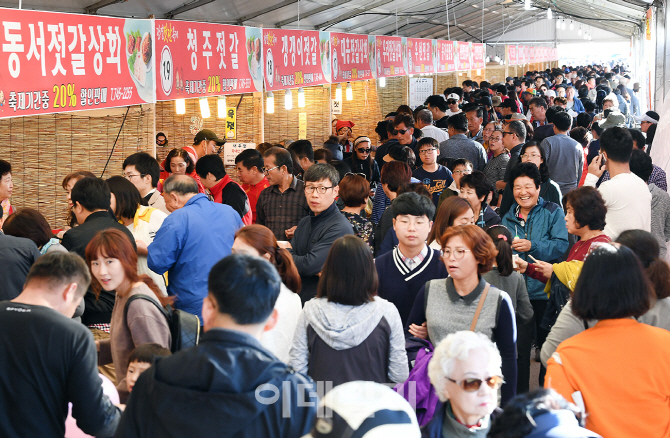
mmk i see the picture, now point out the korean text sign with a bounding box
[0,8,154,119]
[435,40,456,73]
[374,36,407,78]
[329,32,374,83]
[507,45,518,66]
[471,43,484,69]
[456,41,471,71]
[262,28,331,91]
[154,20,262,101]
[407,38,436,74]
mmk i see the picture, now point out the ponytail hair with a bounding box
[616,229,670,299]
[486,225,514,276]
[235,225,302,293]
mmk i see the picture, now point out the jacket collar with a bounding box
[310,201,338,222]
[184,193,208,207]
[208,175,233,198]
[85,210,115,223]
[446,276,487,305]
[200,327,266,351]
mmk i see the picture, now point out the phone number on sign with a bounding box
[110,87,134,101]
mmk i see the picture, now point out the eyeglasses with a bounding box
[357,148,371,153]
[502,131,514,137]
[124,173,146,180]
[520,153,542,159]
[392,128,410,135]
[446,376,504,392]
[447,100,457,105]
[305,186,334,194]
[262,165,280,175]
[344,172,367,178]
[440,248,472,259]
[419,148,437,154]
[156,139,167,145]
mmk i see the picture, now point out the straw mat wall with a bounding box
[0,107,154,229]
[264,87,331,147]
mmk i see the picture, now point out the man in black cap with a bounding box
[184,129,225,164]
[636,111,660,133]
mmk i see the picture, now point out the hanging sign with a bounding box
[154,20,262,101]
[646,8,652,40]
[299,112,307,139]
[0,8,154,119]
[435,40,456,73]
[223,142,254,165]
[455,41,471,71]
[375,36,407,78]
[507,45,518,66]
[529,47,536,63]
[409,77,433,109]
[225,106,236,140]
[262,28,330,91]
[331,98,342,114]
[329,32,373,83]
[471,43,485,69]
[406,38,436,74]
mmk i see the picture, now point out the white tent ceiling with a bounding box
[0,0,651,40]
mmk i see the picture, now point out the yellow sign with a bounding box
[226,107,236,140]
[646,8,652,40]
[299,112,307,139]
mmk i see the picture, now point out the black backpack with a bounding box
[124,294,200,352]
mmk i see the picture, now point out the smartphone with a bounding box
[599,153,607,169]
[528,254,540,263]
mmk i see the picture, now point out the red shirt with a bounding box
[242,177,270,223]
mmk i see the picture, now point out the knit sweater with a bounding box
[375,246,448,329]
[649,183,670,259]
[482,268,534,326]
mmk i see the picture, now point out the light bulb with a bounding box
[547,8,552,19]
[284,88,292,110]
[335,83,342,100]
[499,60,504,65]
[217,96,226,119]
[524,0,530,10]
[346,82,353,101]
[297,87,305,108]
[175,98,186,115]
[570,21,574,30]
[486,56,490,62]
[266,92,274,114]
[476,69,481,75]
[561,20,566,30]
[556,18,561,29]
[379,77,386,87]
[494,55,500,62]
[199,97,211,118]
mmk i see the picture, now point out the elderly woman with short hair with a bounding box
[423,330,504,437]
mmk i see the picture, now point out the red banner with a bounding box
[262,29,330,91]
[507,45,518,66]
[456,41,471,71]
[407,37,435,74]
[154,20,262,101]
[435,40,456,73]
[375,36,407,78]
[471,43,485,69]
[0,8,153,119]
[329,32,373,83]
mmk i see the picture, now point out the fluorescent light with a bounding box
[284,88,292,110]
[346,82,353,101]
[217,96,226,119]
[379,77,386,87]
[547,8,552,19]
[556,18,561,29]
[175,98,186,115]
[335,83,342,100]
[524,0,531,10]
[561,20,566,30]
[298,87,305,108]
[199,97,211,118]
[266,92,274,114]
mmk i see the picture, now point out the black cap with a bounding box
[194,129,225,146]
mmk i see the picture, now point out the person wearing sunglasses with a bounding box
[444,92,463,117]
[423,331,505,437]
[408,225,517,405]
[392,113,422,167]
[343,136,380,187]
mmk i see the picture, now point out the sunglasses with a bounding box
[446,375,504,392]
[344,172,367,178]
[447,100,457,105]
[392,128,410,135]
[357,148,371,153]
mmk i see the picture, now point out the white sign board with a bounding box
[409,77,434,109]
[331,99,342,114]
[223,143,255,166]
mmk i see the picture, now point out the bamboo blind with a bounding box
[0,107,154,229]
[434,73,458,94]
[264,86,331,147]
[332,80,385,146]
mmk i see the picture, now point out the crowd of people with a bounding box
[1,63,669,438]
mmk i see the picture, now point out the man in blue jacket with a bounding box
[115,254,317,438]
[145,174,243,320]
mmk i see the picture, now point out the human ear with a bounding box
[263,308,279,332]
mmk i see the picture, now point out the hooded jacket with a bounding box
[289,296,409,387]
[114,328,317,438]
[501,197,569,300]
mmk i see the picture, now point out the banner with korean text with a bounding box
[455,41,471,71]
[375,36,407,78]
[471,43,485,69]
[329,32,374,83]
[0,8,154,119]
[507,45,518,66]
[406,37,436,74]
[262,28,330,91]
[435,40,456,73]
[154,20,262,101]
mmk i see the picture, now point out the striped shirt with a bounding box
[256,176,311,241]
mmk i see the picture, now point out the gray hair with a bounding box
[304,163,340,186]
[416,109,433,125]
[428,331,502,403]
[163,174,198,195]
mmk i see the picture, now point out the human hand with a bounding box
[588,154,605,177]
[515,257,528,274]
[495,180,506,191]
[135,240,149,256]
[534,260,554,278]
[277,241,292,249]
[408,322,428,340]
[512,238,532,253]
[285,226,297,239]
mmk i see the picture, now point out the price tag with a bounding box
[223,142,255,165]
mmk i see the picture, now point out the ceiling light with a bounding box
[561,20,566,30]
[570,21,574,30]
[346,82,353,101]
[379,77,386,87]
[556,18,561,29]
[175,98,186,115]
[199,97,210,118]
[266,92,274,114]
[547,8,552,19]
[217,96,226,119]
[297,87,305,107]
[336,83,342,100]
[284,88,293,110]
[524,0,531,10]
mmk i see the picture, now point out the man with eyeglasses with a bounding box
[122,152,169,215]
[256,147,310,241]
[392,113,422,167]
[278,164,352,303]
[413,138,453,207]
[501,120,528,192]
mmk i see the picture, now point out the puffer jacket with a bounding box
[501,197,569,300]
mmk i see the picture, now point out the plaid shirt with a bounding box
[398,244,429,271]
[600,165,667,192]
[256,176,311,240]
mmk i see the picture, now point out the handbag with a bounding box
[395,282,490,426]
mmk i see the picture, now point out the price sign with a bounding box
[407,38,436,74]
[375,36,407,78]
[435,40,456,73]
[223,142,255,165]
